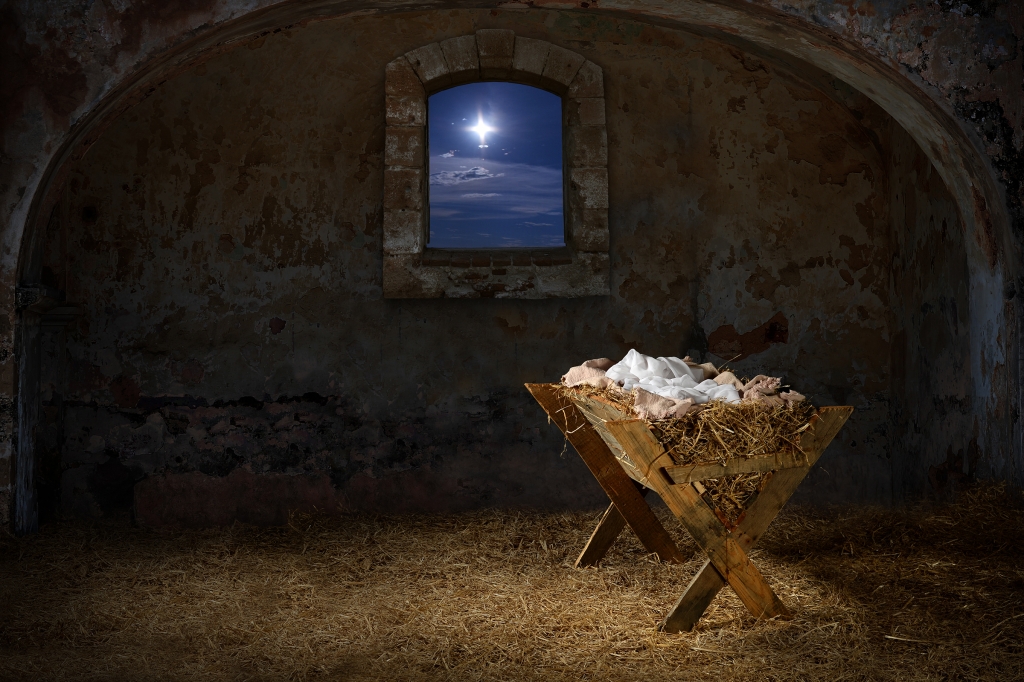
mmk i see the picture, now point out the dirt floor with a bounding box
[1,484,1023,681]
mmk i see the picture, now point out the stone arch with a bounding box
[382,31,609,298]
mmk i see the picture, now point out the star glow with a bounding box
[468,115,495,148]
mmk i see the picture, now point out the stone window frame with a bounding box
[383,30,609,299]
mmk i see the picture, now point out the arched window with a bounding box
[427,82,564,249]
[383,31,609,299]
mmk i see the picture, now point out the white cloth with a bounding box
[604,349,741,405]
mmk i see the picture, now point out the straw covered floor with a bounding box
[1,484,1022,681]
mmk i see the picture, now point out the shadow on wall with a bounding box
[17,9,982,526]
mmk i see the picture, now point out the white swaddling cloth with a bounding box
[604,349,741,405]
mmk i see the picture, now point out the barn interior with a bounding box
[2,1,1022,679]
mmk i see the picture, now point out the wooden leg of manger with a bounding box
[526,383,687,565]
[575,484,650,568]
[655,406,854,631]
[607,418,791,622]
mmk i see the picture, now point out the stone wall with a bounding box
[2,1,1019,528]
[36,11,907,523]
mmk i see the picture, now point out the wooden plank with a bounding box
[575,486,649,568]
[570,395,650,484]
[663,450,808,484]
[525,384,687,564]
[605,418,791,621]
[659,406,853,632]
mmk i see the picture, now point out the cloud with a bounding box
[427,156,565,248]
[429,166,504,186]
[440,150,457,158]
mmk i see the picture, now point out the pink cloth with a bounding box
[632,388,697,420]
[562,358,616,388]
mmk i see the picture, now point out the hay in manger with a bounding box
[557,352,817,526]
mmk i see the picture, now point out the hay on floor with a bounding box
[1,484,1022,681]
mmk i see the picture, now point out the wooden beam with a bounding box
[525,384,687,564]
[663,450,808,484]
[575,487,647,568]
[658,405,853,632]
[605,418,791,621]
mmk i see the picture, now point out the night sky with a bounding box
[427,82,565,249]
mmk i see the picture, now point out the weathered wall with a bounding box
[2,0,1019,528]
[35,10,902,523]
[887,124,976,502]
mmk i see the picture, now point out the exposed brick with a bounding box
[385,126,424,168]
[533,252,554,266]
[551,252,573,266]
[470,254,490,267]
[386,95,425,126]
[405,43,450,88]
[511,251,532,266]
[570,208,609,252]
[565,97,606,126]
[439,35,479,84]
[421,251,450,266]
[491,268,507,275]
[578,251,611,277]
[569,168,608,210]
[385,57,423,96]
[567,125,607,167]
[568,60,604,98]
[383,209,424,255]
[512,37,550,81]
[542,45,585,89]
[384,168,424,211]
[450,252,472,268]
[383,255,442,298]
[490,253,512,267]
[476,29,515,78]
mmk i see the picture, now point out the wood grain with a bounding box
[525,384,687,564]
[663,449,808,484]
[606,419,791,621]
[574,487,647,568]
[659,405,853,631]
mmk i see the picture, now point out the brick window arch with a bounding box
[383,31,609,299]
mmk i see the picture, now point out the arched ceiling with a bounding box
[6,1,1014,282]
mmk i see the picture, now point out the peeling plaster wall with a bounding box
[888,124,975,502]
[31,11,911,523]
[2,0,1019,528]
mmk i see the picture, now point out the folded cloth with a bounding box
[562,350,802,413]
[562,364,614,389]
[562,357,616,389]
[632,388,698,420]
[604,349,741,405]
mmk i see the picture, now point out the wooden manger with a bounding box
[526,383,852,632]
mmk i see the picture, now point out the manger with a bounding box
[527,351,852,632]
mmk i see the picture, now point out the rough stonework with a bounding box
[1,2,1021,530]
[382,33,610,299]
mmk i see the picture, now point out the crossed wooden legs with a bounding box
[527,381,851,631]
[525,383,688,566]
[654,407,850,631]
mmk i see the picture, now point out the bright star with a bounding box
[468,115,494,147]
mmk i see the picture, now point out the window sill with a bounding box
[383,249,609,299]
